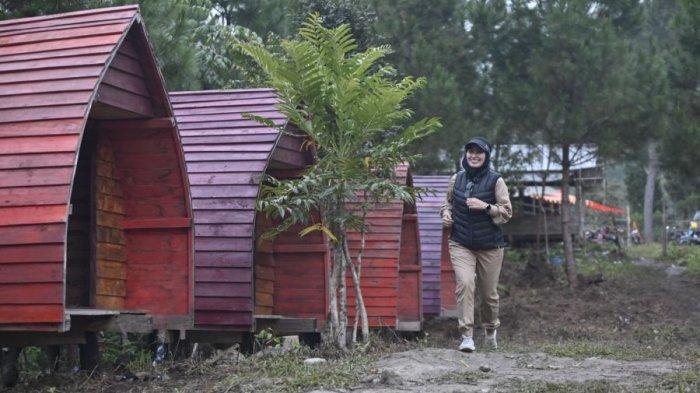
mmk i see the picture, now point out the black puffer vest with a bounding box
[450,170,505,250]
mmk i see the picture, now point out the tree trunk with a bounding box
[346,240,369,343]
[337,235,348,350]
[325,243,340,344]
[643,141,659,243]
[561,144,577,289]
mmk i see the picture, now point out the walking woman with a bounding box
[441,137,512,352]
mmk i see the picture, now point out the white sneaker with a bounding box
[485,329,498,349]
[458,335,475,352]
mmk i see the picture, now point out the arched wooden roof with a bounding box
[170,89,311,329]
[413,175,450,316]
[0,5,179,330]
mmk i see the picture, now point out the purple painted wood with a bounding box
[171,89,289,330]
[414,175,451,316]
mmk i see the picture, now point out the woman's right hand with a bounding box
[442,210,454,228]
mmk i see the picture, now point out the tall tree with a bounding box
[239,15,440,348]
[372,0,476,173]
[466,1,637,288]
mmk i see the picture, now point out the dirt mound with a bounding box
[360,347,690,392]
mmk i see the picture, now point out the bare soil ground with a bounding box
[4,248,699,392]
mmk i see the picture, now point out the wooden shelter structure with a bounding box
[171,89,329,342]
[0,5,193,346]
[413,176,447,316]
[347,164,422,331]
[413,176,457,317]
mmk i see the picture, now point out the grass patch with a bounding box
[627,243,700,277]
[498,379,630,393]
[214,346,376,393]
[540,339,698,362]
[655,369,700,392]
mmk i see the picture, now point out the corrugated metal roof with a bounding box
[414,175,450,316]
[0,5,152,331]
[170,89,289,329]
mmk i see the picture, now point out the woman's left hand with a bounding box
[466,197,488,210]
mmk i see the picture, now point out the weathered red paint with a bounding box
[0,6,193,332]
[347,164,423,330]
[413,176,451,316]
[171,90,328,331]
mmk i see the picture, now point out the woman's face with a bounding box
[465,146,486,168]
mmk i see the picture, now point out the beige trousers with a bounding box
[448,240,503,337]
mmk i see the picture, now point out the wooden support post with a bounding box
[1,347,20,388]
[79,332,100,372]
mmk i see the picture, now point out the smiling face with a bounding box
[465,145,486,169]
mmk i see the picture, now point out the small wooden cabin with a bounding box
[170,89,328,339]
[413,176,449,316]
[347,164,422,331]
[0,6,193,335]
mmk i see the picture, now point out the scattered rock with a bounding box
[303,357,327,365]
[379,370,404,386]
[479,365,491,373]
[135,371,149,381]
[255,347,286,357]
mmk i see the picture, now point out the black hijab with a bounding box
[461,137,492,180]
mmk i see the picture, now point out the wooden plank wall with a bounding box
[440,226,457,316]
[0,6,137,330]
[171,89,287,330]
[65,135,93,308]
[271,212,328,321]
[397,207,422,325]
[93,134,126,309]
[95,37,155,117]
[346,165,414,329]
[101,124,191,319]
[413,175,450,316]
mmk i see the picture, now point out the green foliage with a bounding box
[101,333,153,373]
[289,0,376,51]
[239,14,440,239]
[215,346,375,392]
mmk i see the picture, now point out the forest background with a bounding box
[1,0,697,237]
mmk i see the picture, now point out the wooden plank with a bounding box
[0,304,63,324]
[194,311,252,326]
[0,77,97,96]
[0,153,75,171]
[195,283,252,297]
[0,118,82,138]
[0,167,73,188]
[0,91,92,110]
[0,282,62,304]
[95,84,154,117]
[195,237,252,252]
[194,251,252,268]
[0,223,65,245]
[255,317,317,335]
[93,117,174,131]
[101,67,150,97]
[0,134,78,154]
[0,244,63,263]
[123,217,192,230]
[0,65,103,84]
[272,243,326,253]
[196,267,252,283]
[0,262,63,283]
[194,297,253,312]
[195,224,254,237]
[0,205,67,226]
[0,33,123,56]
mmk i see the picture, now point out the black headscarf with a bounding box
[461,137,492,180]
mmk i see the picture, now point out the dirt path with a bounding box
[311,348,691,392]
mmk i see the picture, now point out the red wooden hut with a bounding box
[0,6,193,338]
[413,176,450,316]
[170,89,329,341]
[347,164,423,331]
